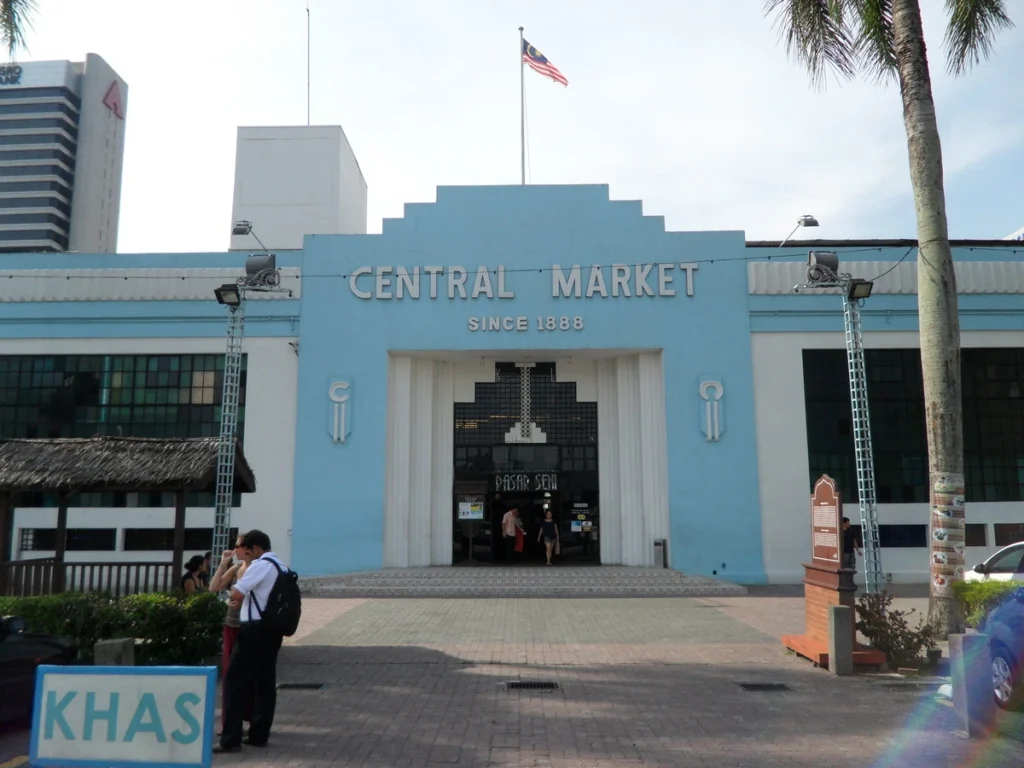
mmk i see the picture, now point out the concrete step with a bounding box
[298,567,747,598]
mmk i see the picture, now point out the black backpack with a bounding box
[253,557,302,637]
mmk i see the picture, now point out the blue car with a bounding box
[978,587,1024,709]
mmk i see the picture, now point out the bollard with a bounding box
[93,637,135,666]
[949,634,995,738]
[827,605,854,676]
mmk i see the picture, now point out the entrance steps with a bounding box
[300,566,747,598]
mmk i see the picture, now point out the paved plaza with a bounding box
[3,586,1023,767]
[217,590,1022,767]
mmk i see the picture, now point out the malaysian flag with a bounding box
[522,39,568,86]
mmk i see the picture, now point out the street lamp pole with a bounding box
[796,251,884,595]
[211,222,290,560]
[779,214,819,248]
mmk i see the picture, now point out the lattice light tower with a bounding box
[795,251,883,595]
[211,222,291,560]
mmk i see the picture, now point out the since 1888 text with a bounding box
[467,316,585,333]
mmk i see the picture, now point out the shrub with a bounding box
[952,580,1024,628]
[0,591,226,665]
[0,592,120,661]
[855,591,935,668]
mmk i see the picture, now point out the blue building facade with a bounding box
[2,184,1023,585]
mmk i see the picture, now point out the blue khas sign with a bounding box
[30,665,217,768]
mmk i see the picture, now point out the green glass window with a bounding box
[803,348,1024,503]
[0,353,248,508]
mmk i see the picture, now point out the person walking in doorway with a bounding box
[502,506,524,562]
[537,509,559,565]
[215,530,290,754]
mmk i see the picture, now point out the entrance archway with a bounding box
[452,362,599,565]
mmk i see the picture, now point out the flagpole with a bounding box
[306,0,311,126]
[519,26,525,185]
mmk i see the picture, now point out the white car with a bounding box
[965,541,1024,583]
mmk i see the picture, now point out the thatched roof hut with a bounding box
[0,437,258,595]
[0,436,256,494]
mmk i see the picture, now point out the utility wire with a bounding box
[5,245,1006,282]
[867,246,916,283]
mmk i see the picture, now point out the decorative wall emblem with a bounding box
[504,363,547,444]
[328,380,352,444]
[699,379,724,442]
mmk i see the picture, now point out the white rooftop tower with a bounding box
[229,126,367,250]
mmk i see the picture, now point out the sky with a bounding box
[12,0,1024,253]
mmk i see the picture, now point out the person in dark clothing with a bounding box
[215,530,290,754]
[181,554,207,594]
[537,510,559,565]
[842,517,862,570]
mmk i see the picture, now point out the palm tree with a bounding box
[764,0,1013,635]
[2,0,36,57]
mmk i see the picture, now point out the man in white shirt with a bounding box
[501,506,524,561]
[215,529,289,753]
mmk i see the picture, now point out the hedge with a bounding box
[952,579,1024,628]
[0,591,226,665]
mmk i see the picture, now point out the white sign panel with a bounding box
[458,501,484,520]
[0,60,76,89]
[31,665,217,768]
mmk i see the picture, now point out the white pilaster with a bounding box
[616,355,646,565]
[407,359,435,566]
[638,352,670,562]
[382,355,398,567]
[383,355,413,567]
[596,359,622,565]
[431,361,455,565]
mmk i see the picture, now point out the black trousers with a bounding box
[221,621,283,747]
[504,534,516,560]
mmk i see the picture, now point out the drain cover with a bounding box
[277,683,329,691]
[737,682,790,692]
[505,681,560,691]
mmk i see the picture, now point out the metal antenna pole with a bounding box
[843,296,883,594]
[212,289,246,559]
[306,0,311,126]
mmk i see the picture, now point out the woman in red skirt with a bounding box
[208,536,255,730]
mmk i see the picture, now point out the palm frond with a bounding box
[944,0,1014,76]
[764,0,858,89]
[0,0,37,59]
[854,0,898,83]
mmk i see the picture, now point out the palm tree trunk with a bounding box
[891,0,965,637]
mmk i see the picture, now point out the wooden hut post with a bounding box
[172,490,186,586]
[54,493,69,592]
[0,492,11,593]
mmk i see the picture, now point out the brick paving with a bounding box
[5,591,1022,766]
[285,596,366,643]
[206,597,1024,767]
